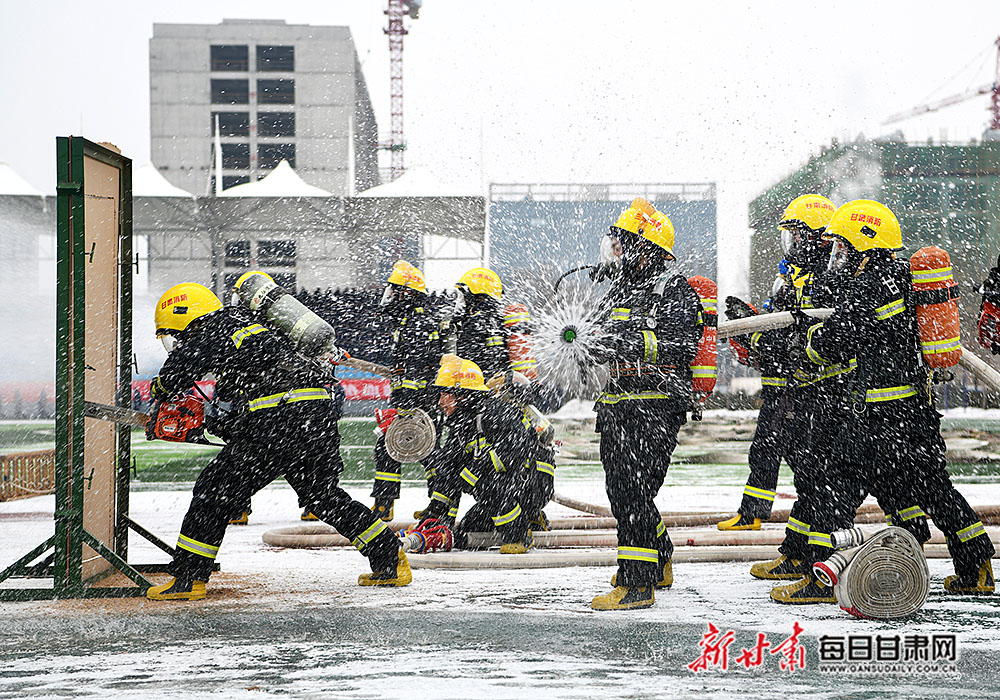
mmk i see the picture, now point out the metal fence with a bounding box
[0,449,55,502]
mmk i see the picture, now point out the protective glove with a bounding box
[150,376,170,401]
[724,296,758,321]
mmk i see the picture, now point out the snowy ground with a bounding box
[2,415,999,698]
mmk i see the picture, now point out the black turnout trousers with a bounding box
[170,399,400,581]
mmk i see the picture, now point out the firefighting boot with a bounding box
[372,499,395,522]
[943,560,995,595]
[500,530,535,554]
[228,511,249,526]
[591,586,655,611]
[529,510,551,532]
[612,561,673,589]
[358,549,412,587]
[718,513,761,531]
[146,577,207,601]
[750,555,810,580]
[300,508,319,521]
[770,574,837,605]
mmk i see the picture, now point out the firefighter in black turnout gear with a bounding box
[771,199,996,603]
[145,282,411,601]
[370,260,443,521]
[590,198,703,611]
[720,194,839,532]
[417,267,513,523]
[418,355,538,553]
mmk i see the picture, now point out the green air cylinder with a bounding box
[233,271,337,358]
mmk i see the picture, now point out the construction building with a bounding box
[149,19,380,195]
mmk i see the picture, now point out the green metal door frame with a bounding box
[0,137,173,601]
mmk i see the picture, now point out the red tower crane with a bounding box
[381,0,421,181]
[883,36,1000,132]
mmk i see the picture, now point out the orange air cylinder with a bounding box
[687,276,718,394]
[909,246,962,369]
[503,303,538,380]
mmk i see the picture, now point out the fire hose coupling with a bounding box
[814,526,930,620]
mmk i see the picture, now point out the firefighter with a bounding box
[771,199,995,602]
[145,282,411,601]
[451,267,510,379]
[369,260,443,521]
[589,198,703,611]
[416,266,523,524]
[416,355,536,553]
[720,196,837,532]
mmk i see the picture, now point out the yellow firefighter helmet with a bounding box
[387,259,427,293]
[457,268,503,301]
[779,194,836,232]
[826,200,903,252]
[154,283,223,336]
[611,197,675,258]
[433,354,489,392]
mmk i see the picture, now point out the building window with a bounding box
[222,175,250,189]
[258,143,296,169]
[257,45,294,72]
[211,112,249,137]
[258,240,297,267]
[211,79,249,104]
[221,143,250,170]
[257,112,296,138]
[271,272,297,291]
[211,45,248,71]
[257,79,294,104]
[224,240,251,267]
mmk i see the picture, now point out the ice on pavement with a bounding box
[2,472,998,698]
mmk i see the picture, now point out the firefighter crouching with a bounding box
[417,355,537,553]
[145,282,411,601]
[590,197,703,611]
[774,199,995,602]
[370,260,443,522]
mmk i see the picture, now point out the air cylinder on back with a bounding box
[234,271,337,358]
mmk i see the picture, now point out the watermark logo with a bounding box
[817,633,958,675]
[688,622,806,673]
[687,625,958,676]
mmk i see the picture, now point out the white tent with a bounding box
[0,163,44,196]
[219,160,331,197]
[357,166,482,198]
[133,163,194,197]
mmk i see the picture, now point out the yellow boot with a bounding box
[770,574,836,605]
[718,513,761,531]
[358,549,412,587]
[591,586,654,610]
[750,555,810,580]
[500,531,535,554]
[944,560,995,595]
[146,578,207,601]
[228,511,249,526]
[612,561,673,589]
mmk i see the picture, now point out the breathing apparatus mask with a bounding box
[826,238,854,273]
[782,224,831,268]
[451,285,470,320]
[160,334,181,354]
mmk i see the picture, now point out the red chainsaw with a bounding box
[84,396,218,444]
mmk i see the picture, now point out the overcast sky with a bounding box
[3,1,1000,299]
